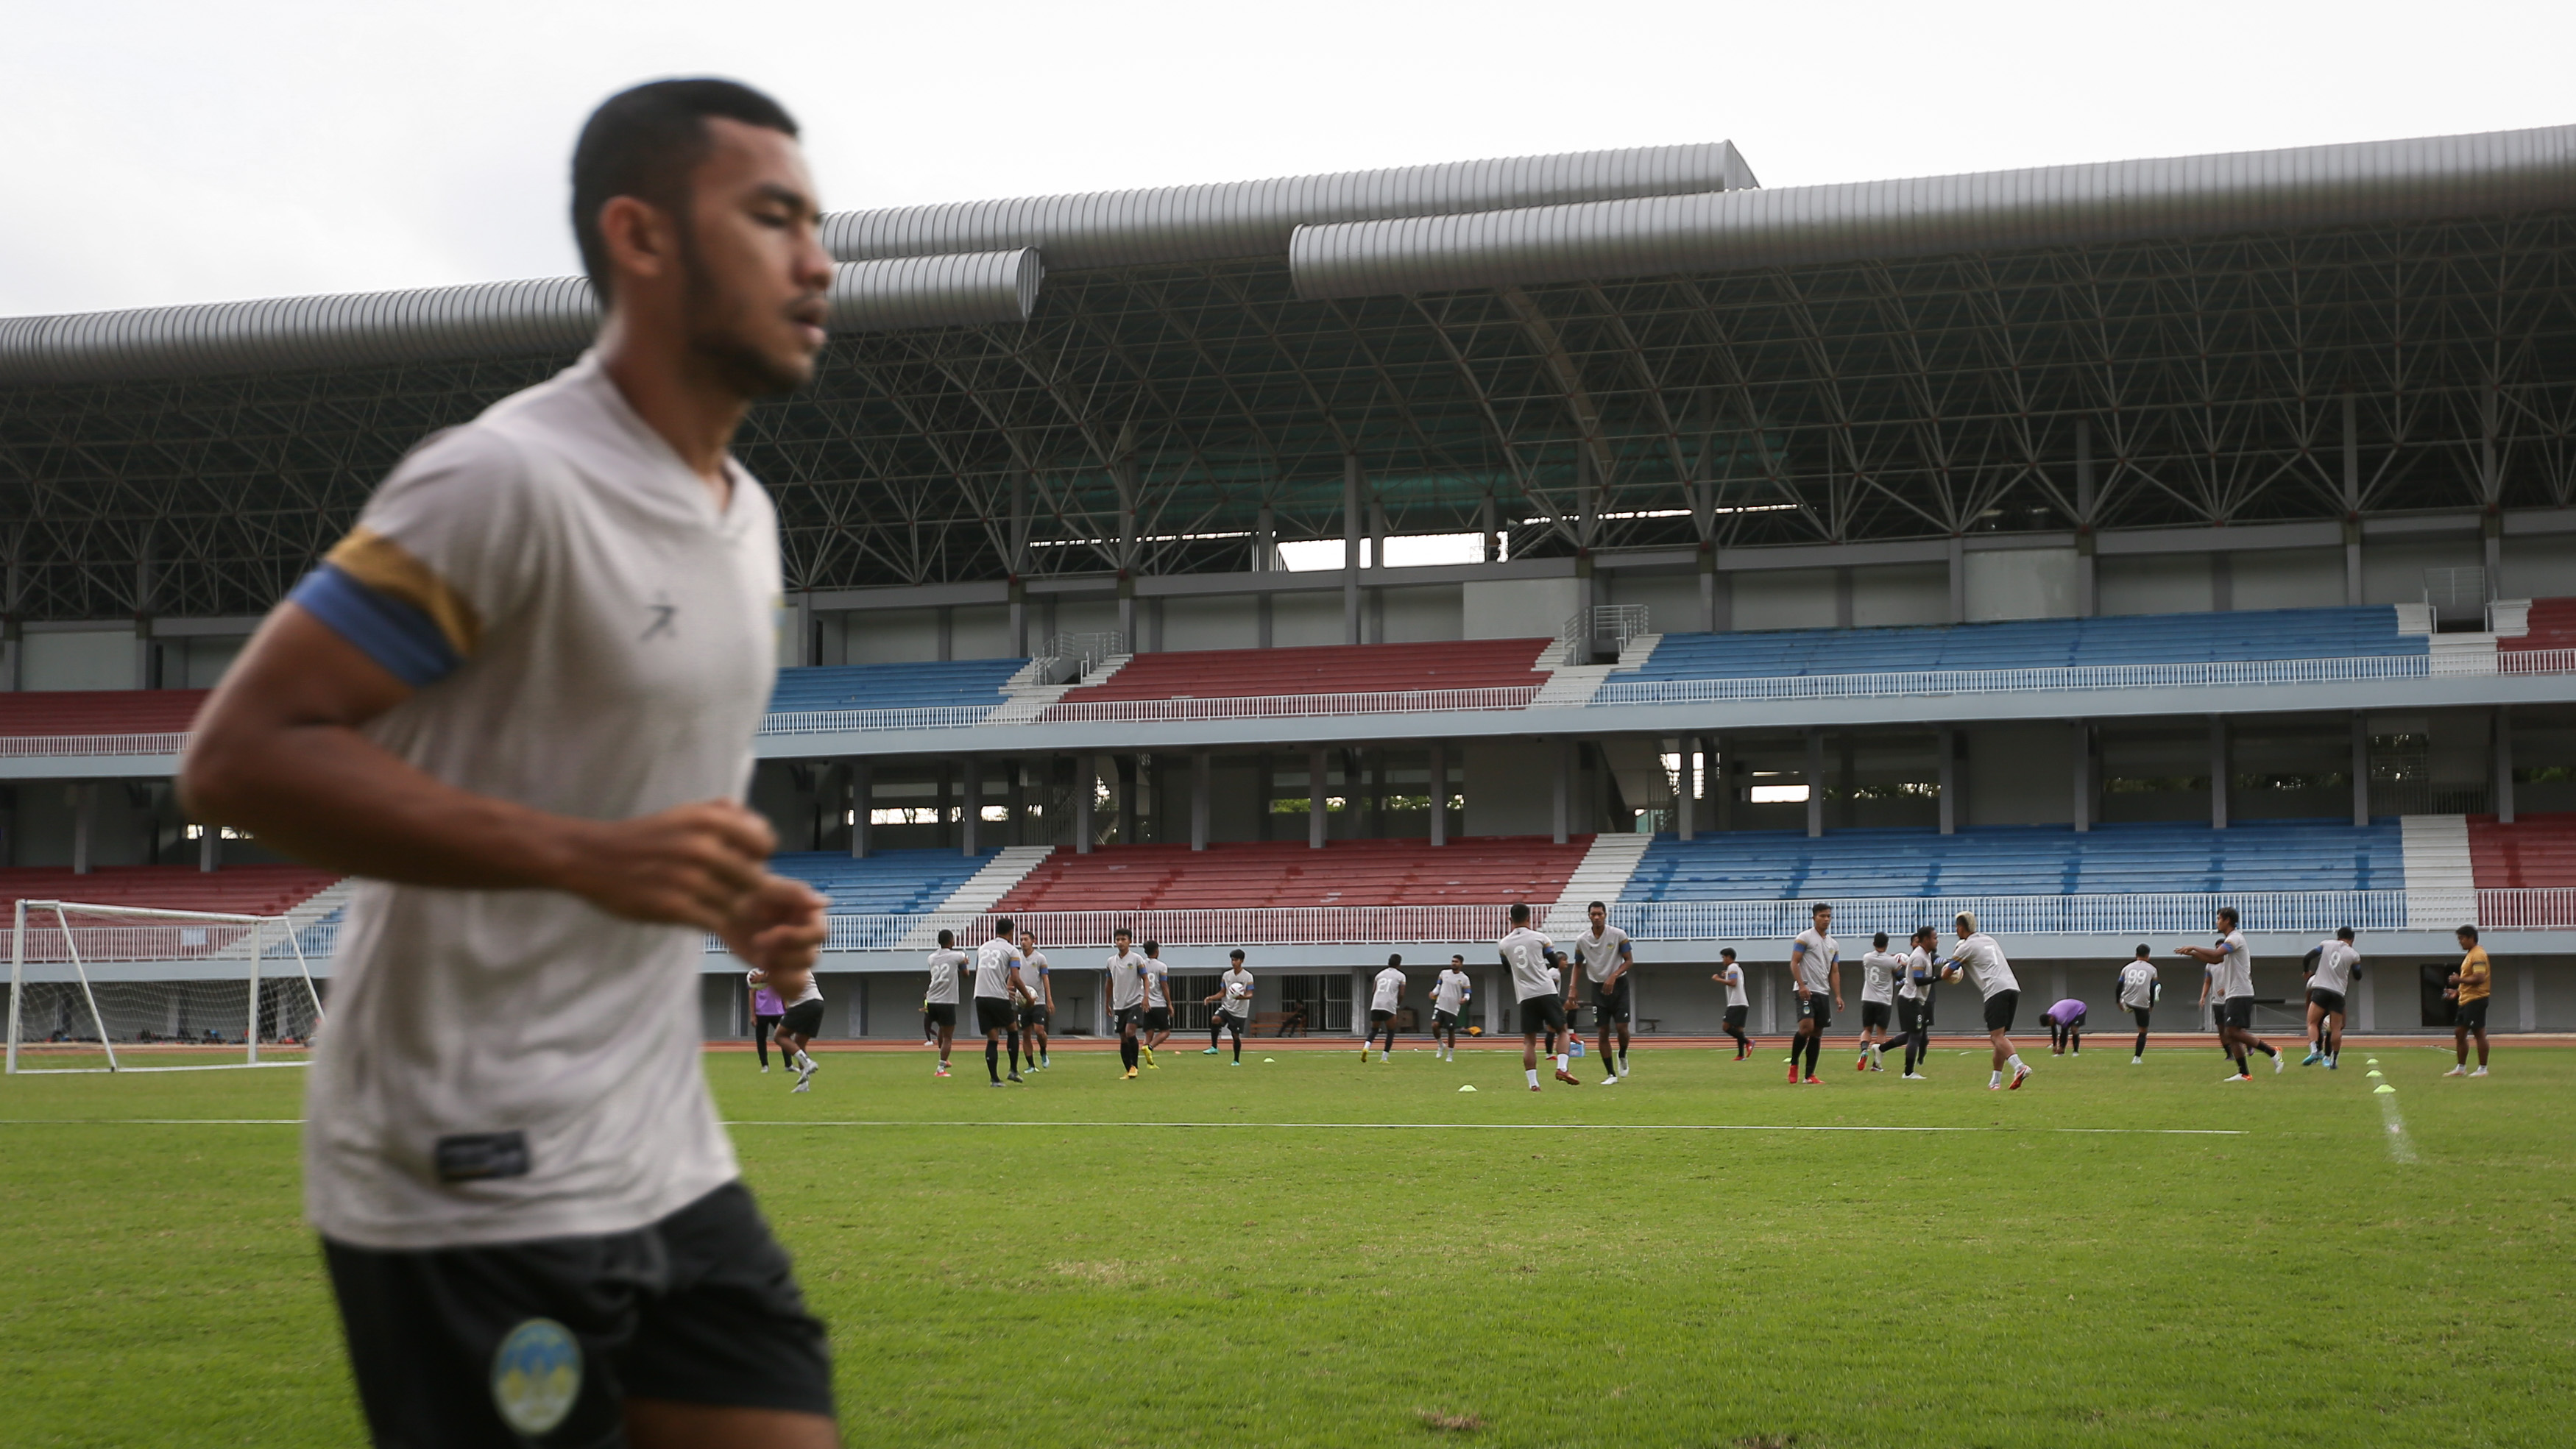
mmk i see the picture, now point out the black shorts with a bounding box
[1432,1009,1458,1031]
[2052,1012,2086,1032]
[2307,988,2346,1017]
[2457,995,2491,1032]
[323,1180,832,1446]
[1861,1001,1892,1032]
[1982,989,2019,1033]
[1114,1005,1142,1032]
[2222,996,2256,1031]
[1216,1010,1248,1035]
[752,1012,782,1038]
[2129,1006,2151,1031]
[1796,993,1832,1030]
[1723,1005,1749,1031]
[1592,979,1632,1024]
[1517,995,1567,1035]
[1142,1007,1172,1033]
[1894,997,1925,1035]
[975,997,1016,1035]
[1369,1009,1395,1026]
[778,1000,824,1038]
[923,1002,957,1029]
[1019,1003,1051,1029]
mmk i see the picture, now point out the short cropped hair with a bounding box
[1114,927,1133,940]
[2336,927,2354,942]
[1510,902,1531,924]
[570,78,800,300]
[993,916,1013,937]
[2458,924,2480,942]
[936,929,953,948]
[1229,949,1246,961]
[1588,899,1607,913]
[1872,932,1889,950]
[2135,943,2151,957]
[1143,940,1161,954]
[1812,902,1832,915]
[2215,906,2240,926]
[1387,953,1402,967]
[1719,947,1736,960]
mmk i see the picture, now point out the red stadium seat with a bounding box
[1053,640,1550,706]
[990,836,1593,913]
[0,863,340,917]
[2467,812,2576,888]
[0,690,208,737]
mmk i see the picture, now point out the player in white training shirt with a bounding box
[1017,929,1053,1070]
[1138,940,1175,1066]
[2177,906,2279,1081]
[746,960,824,1093]
[1573,901,1635,1083]
[1853,931,1901,1074]
[1203,949,1255,1063]
[1430,954,1472,1062]
[2117,944,2159,1064]
[1934,912,2031,1091]
[1107,927,1147,1080]
[1787,903,1842,1085]
[1501,903,1579,1090]
[1894,927,1938,1079]
[1711,948,1754,1060]
[924,929,969,1079]
[2301,927,2360,1069]
[971,918,1032,1086]
[179,79,839,1446]
[1365,954,1406,1062]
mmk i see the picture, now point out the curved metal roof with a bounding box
[0,252,1044,386]
[1292,124,2576,297]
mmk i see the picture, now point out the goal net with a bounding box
[5,899,326,1074]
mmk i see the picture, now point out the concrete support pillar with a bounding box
[1117,755,1139,845]
[849,757,872,858]
[935,606,954,662]
[2351,715,2370,827]
[1804,729,1825,840]
[1075,754,1096,854]
[1551,739,1571,846]
[1308,747,1328,850]
[1008,757,1028,846]
[2075,418,2098,617]
[2072,720,2091,834]
[2209,718,2229,831]
[1342,456,1362,646]
[2496,706,2516,824]
[1190,751,1211,851]
[71,784,93,876]
[960,756,982,856]
[1710,734,1731,833]
[1938,726,1957,836]
[1676,737,1694,842]
[2342,392,2364,606]
[199,816,219,872]
[1946,536,1966,623]
[1698,545,1718,633]
[1428,741,1448,847]
[935,764,955,850]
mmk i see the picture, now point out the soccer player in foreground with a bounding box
[925,929,968,1078]
[747,960,822,1093]
[1205,949,1253,1062]
[1573,900,1634,1081]
[177,78,839,1448]
[1936,912,2031,1091]
[972,917,1029,1085]
[1854,930,1900,1072]
[1108,928,1147,1079]
[1367,954,1406,1061]
[2302,927,2359,1068]
[1501,904,1577,1090]
[2444,925,2492,1077]
[1788,903,1841,1084]
[1018,929,1052,1069]
[2117,944,2158,1064]
[1894,927,1936,1079]
[2178,907,2279,1081]
[1713,948,1753,1060]
[1430,954,1471,1061]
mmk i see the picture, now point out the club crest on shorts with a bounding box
[492,1317,581,1436]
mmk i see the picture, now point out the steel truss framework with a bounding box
[2,211,2573,621]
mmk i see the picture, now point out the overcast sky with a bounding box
[6,0,2572,317]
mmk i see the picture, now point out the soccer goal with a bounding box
[4,899,325,1074]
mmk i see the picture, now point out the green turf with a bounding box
[4,1040,2571,1448]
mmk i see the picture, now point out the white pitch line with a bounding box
[2376,1091,2419,1163]
[0,1118,2247,1137]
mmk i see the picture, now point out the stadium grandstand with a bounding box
[6,121,2576,1052]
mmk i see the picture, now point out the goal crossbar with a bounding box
[6,897,326,1074]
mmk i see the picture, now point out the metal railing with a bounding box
[0,731,190,758]
[1044,631,1126,678]
[1563,604,1649,648]
[2497,646,2576,674]
[757,704,999,736]
[1036,684,1541,725]
[1591,652,2464,706]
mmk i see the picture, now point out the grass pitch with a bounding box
[3,1038,2571,1448]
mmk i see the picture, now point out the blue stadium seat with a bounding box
[768,849,999,913]
[768,660,1027,715]
[1620,606,2425,687]
[1621,820,2406,900]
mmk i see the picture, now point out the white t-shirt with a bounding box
[1721,964,1747,1009]
[1432,969,1471,1014]
[1791,928,1838,995]
[2117,960,2158,1010]
[2215,930,2254,998]
[1021,949,1052,1006]
[1945,933,2020,1000]
[1371,967,1405,1013]
[924,949,967,1005]
[1500,928,1556,1002]
[972,936,1022,1000]
[747,968,820,1009]
[1108,949,1147,1009]
[1574,925,1632,984]
[1899,947,1933,1003]
[1142,958,1171,1009]
[2309,940,2359,995]
[1858,950,1902,1005]
[1217,966,1254,1018]
[301,353,779,1250]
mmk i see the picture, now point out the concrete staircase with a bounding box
[986,653,1130,722]
[1545,832,1653,927]
[897,845,1058,948]
[2400,814,2476,929]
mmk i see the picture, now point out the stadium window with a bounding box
[866,807,943,826]
[980,805,1008,823]
[1277,533,1496,572]
[1748,784,1810,804]
[183,825,252,840]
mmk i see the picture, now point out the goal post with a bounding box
[4,899,326,1074]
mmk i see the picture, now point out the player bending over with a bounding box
[1572,901,1635,1082]
[971,917,1030,1086]
[1934,912,2031,1091]
[2444,926,2491,1078]
[1894,927,1937,1080]
[2042,998,2086,1056]
[2176,907,2279,1082]
[1712,948,1755,1060]
[748,961,824,1093]
[1204,949,1254,1063]
[1365,954,1406,1061]
[1787,903,1842,1085]
[1501,904,1578,1090]
[1108,928,1147,1080]
[1017,929,1052,1070]
[2301,927,2360,1069]
[1429,954,1471,1062]
[749,971,785,1073]
[924,929,968,1078]
[1854,931,1900,1072]
[178,78,838,1448]
[2117,944,2158,1064]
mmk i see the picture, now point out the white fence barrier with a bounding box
[1593,653,2453,707]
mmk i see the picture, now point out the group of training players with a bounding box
[754,901,2513,1095]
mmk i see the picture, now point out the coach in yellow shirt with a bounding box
[2444,926,2492,1079]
